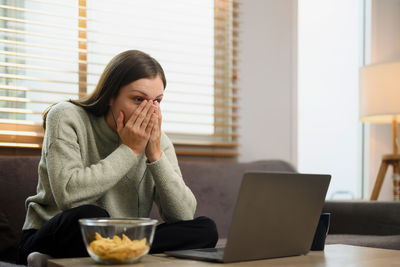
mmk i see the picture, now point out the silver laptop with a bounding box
[165,171,331,263]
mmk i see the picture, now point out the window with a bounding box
[298,0,364,199]
[0,0,238,157]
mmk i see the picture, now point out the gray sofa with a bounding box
[323,201,400,249]
[1,156,400,265]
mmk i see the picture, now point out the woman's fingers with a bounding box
[142,101,157,128]
[125,100,148,128]
[149,101,161,135]
[145,112,157,135]
[116,111,124,133]
[132,101,154,129]
[156,102,162,127]
[145,108,162,162]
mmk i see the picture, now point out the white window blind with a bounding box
[0,0,238,157]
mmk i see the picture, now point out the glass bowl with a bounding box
[79,218,157,264]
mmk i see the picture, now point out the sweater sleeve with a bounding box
[43,103,140,211]
[148,134,197,223]
[47,140,138,210]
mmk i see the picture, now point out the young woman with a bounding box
[17,50,218,265]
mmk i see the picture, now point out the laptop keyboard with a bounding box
[165,247,225,262]
[194,247,224,253]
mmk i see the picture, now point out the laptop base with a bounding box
[165,247,225,263]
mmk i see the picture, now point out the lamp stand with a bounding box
[370,119,400,200]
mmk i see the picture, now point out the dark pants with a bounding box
[16,205,218,265]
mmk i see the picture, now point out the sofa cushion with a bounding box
[0,212,17,261]
[0,156,40,262]
[323,201,400,235]
[326,234,400,250]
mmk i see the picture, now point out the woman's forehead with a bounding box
[127,89,163,98]
[122,77,164,96]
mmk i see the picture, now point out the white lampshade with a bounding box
[360,61,400,123]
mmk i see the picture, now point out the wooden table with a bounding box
[48,244,400,266]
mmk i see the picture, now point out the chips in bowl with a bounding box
[79,218,157,264]
[90,232,148,261]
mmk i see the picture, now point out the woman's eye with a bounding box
[133,97,143,102]
[155,99,162,103]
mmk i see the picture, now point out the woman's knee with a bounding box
[195,216,217,229]
[194,216,219,245]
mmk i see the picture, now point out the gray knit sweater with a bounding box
[23,102,196,230]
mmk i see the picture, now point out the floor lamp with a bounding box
[360,61,400,200]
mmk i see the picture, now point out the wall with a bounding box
[367,0,400,200]
[237,0,298,165]
[236,0,400,200]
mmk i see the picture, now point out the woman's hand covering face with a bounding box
[106,76,164,160]
[116,100,158,158]
[145,101,162,162]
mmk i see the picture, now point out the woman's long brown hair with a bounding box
[42,50,166,129]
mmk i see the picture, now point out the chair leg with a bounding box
[370,160,389,200]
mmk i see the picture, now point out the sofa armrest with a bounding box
[322,201,400,235]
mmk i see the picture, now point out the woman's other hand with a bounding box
[145,101,162,162]
[116,100,156,157]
